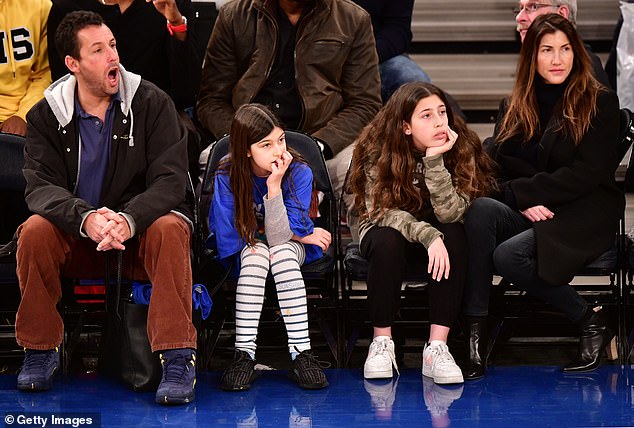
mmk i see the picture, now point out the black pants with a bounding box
[360,222,468,328]
[463,197,588,322]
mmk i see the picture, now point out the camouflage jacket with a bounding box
[358,153,470,248]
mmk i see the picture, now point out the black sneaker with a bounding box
[221,350,256,391]
[289,350,328,390]
[17,347,60,392]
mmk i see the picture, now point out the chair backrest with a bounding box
[199,134,230,244]
[618,108,634,191]
[617,108,634,164]
[199,130,335,246]
[0,132,26,192]
[0,133,28,244]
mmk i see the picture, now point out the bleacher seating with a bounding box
[411,0,619,43]
[410,0,619,117]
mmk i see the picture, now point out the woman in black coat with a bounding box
[462,13,623,380]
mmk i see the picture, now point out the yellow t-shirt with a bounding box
[0,0,52,122]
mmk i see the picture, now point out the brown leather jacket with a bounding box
[196,0,381,156]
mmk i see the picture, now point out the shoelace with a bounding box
[429,344,455,369]
[23,350,56,372]
[162,355,192,383]
[371,340,400,375]
[294,347,331,369]
[227,352,254,374]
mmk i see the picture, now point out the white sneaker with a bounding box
[363,336,399,379]
[422,342,464,384]
[289,406,312,428]
[364,378,398,414]
[422,376,464,419]
[236,408,258,428]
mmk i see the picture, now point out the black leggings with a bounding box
[360,222,468,328]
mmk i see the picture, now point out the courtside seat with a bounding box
[197,131,341,367]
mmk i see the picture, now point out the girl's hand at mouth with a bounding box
[267,151,293,196]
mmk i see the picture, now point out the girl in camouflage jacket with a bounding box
[348,82,495,385]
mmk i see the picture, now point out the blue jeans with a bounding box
[463,197,588,322]
[379,54,431,102]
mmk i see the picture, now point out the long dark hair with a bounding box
[497,13,603,145]
[220,104,309,246]
[349,82,495,220]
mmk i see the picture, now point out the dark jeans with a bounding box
[360,222,467,328]
[463,197,588,322]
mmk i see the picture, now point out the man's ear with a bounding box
[558,5,571,21]
[65,55,79,74]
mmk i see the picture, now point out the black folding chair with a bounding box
[0,132,27,364]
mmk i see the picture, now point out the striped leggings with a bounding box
[235,241,310,356]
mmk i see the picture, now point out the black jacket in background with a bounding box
[585,43,612,89]
[352,0,413,63]
[47,0,201,110]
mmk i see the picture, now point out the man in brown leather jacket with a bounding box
[196,0,381,201]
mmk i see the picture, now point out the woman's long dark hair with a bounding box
[497,13,603,145]
[220,103,309,246]
[349,82,495,221]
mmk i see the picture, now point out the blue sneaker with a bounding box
[17,347,60,392]
[155,348,196,405]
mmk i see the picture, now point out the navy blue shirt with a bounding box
[75,93,120,207]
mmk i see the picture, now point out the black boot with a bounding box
[463,316,488,380]
[563,309,617,373]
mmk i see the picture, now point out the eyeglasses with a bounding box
[513,2,558,16]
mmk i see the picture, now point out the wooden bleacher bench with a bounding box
[412,0,620,43]
[412,51,609,113]
[411,53,517,112]
[409,0,617,115]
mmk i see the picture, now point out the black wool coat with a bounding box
[493,90,624,285]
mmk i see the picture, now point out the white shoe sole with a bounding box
[422,372,464,384]
[364,367,393,379]
[432,374,464,384]
[422,367,464,384]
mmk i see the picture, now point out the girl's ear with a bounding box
[402,121,412,136]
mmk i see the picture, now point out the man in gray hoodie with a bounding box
[14,11,197,405]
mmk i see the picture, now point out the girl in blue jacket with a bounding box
[209,104,331,391]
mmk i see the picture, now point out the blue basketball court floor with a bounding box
[0,365,633,427]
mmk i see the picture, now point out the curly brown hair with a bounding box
[348,82,495,220]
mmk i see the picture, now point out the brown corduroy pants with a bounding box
[15,213,197,353]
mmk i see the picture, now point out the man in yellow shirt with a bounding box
[0,0,52,136]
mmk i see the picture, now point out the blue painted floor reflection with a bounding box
[0,366,633,427]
